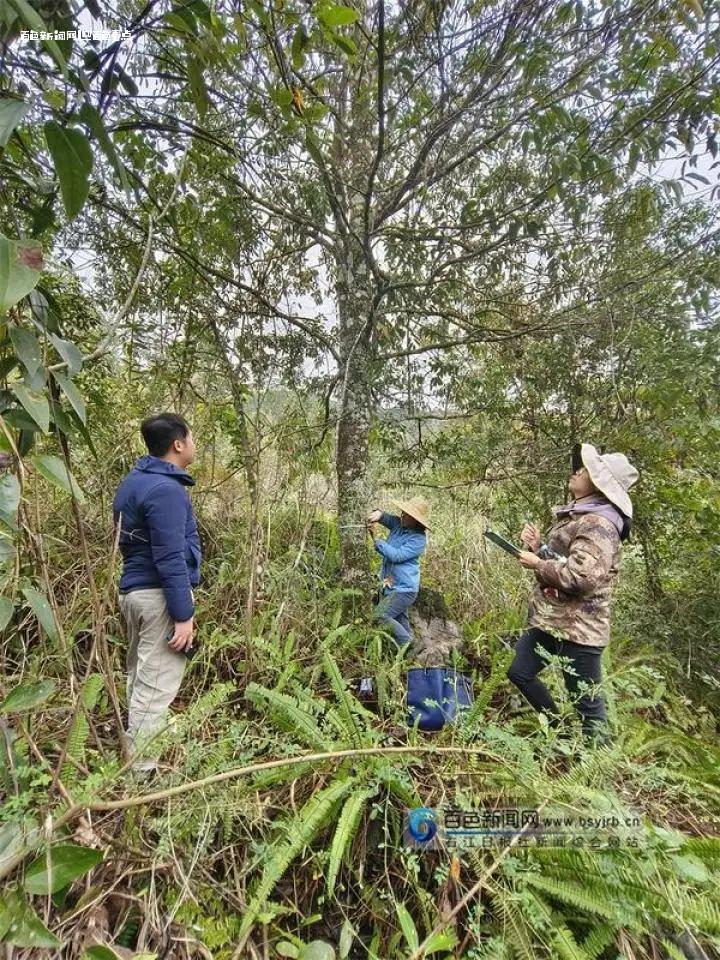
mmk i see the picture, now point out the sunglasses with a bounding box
[571,443,583,474]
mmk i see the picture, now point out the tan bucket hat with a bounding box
[581,443,638,518]
[391,495,431,530]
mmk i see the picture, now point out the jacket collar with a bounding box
[554,494,623,535]
[134,454,195,486]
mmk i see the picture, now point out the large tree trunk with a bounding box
[335,235,374,589]
[331,42,378,588]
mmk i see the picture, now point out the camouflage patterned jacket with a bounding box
[527,512,622,648]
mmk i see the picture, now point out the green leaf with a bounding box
[30,287,60,333]
[78,104,131,197]
[424,929,459,954]
[164,8,197,34]
[0,679,56,714]
[0,473,20,516]
[2,407,45,433]
[338,919,354,959]
[116,65,139,97]
[0,822,27,878]
[0,890,62,947]
[52,371,86,424]
[44,122,93,220]
[11,384,49,432]
[319,4,359,26]
[5,0,68,77]
[329,32,357,56]
[0,595,14,630]
[395,902,419,953]
[247,0,271,28]
[305,130,325,168]
[0,233,44,315]
[0,538,15,563]
[50,334,83,374]
[31,453,85,502]
[83,947,124,960]
[301,943,335,960]
[291,27,310,69]
[17,429,34,457]
[23,363,47,392]
[186,52,210,118]
[9,325,42,377]
[50,404,77,437]
[0,98,29,148]
[670,854,708,883]
[22,585,59,641]
[24,844,104,895]
[276,944,300,959]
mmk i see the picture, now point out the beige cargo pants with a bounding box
[118,588,187,771]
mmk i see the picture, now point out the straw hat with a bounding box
[391,496,431,530]
[581,443,638,518]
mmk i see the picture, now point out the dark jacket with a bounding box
[113,455,201,622]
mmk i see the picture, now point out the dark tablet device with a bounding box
[166,632,198,659]
[484,528,522,557]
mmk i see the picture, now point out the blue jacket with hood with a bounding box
[113,455,201,622]
[373,512,426,593]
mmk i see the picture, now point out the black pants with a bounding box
[507,627,609,739]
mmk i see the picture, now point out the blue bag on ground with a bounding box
[406,667,474,731]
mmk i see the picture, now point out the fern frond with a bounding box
[321,649,378,747]
[245,682,334,751]
[238,776,356,941]
[373,763,420,807]
[684,896,720,935]
[581,922,616,959]
[461,648,510,737]
[659,939,691,960]
[526,857,672,925]
[528,891,590,960]
[181,681,235,727]
[249,761,316,792]
[327,788,372,898]
[523,874,627,924]
[62,672,103,786]
[683,836,720,867]
[490,890,535,960]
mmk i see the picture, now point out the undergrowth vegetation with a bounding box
[2,493,720,960]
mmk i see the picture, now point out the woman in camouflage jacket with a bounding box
[507,443,638,744]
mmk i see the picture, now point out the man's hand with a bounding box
[518,551,541,570]
[366,509,382,525]
[520,523,541,551]
[169,618,194,652]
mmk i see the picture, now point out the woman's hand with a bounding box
[518,550,541,569]
[366,509,382,525]
[520,522,541,551]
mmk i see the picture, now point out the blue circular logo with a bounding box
[408,807,438,843]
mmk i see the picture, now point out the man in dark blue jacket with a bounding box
[113,413,201,771]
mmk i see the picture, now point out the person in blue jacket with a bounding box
[113,413,201,771]
[366,496,430,647]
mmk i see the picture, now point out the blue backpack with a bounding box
[406,667,474,731]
